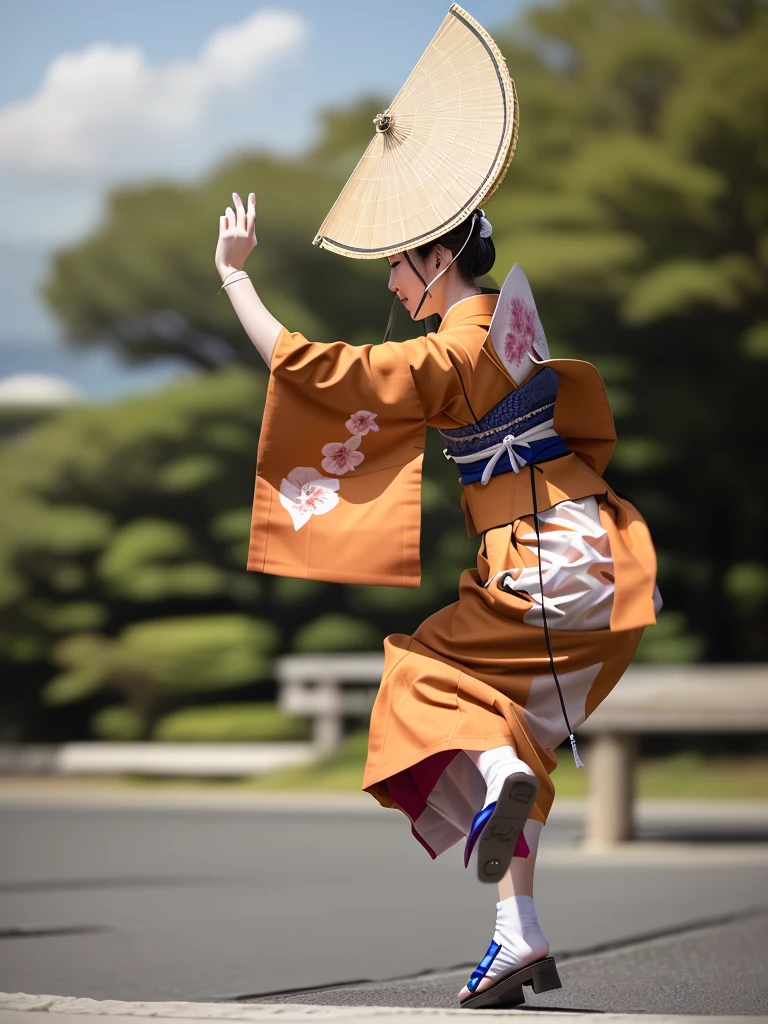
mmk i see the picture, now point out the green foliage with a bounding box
[44,652,107,705]
[741,322,768,358]
[46,602,107,633]
[622,254,761,323]
[42,615,279,737]
[724,562,768,613]
[611,437,673,471]
[153,703,311,742]
[292,614,383,653]
[0,368,276,737]
[97,520,226,601]
[119,614,278,692]
[159,455,221,493]
[92,705,144,741]
[309,96,387,170]
[634,610,705,663]
[46,615,277,696]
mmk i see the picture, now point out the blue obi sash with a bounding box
[440,368,569,485]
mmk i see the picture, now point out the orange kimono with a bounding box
[248,292,660,856]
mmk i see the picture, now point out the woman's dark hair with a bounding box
[415,213,495,281]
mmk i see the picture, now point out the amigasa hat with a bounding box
[313,4,518,259]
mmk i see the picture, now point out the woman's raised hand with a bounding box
[216,192,256,279]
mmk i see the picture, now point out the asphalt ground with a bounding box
[1,792,766,1015]
[239,909,768,1015]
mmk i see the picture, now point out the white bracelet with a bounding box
[218,270,249,294]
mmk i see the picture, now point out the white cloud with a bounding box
[0,8,308,179]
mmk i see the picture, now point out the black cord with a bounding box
[382,294,400,343]
[403,250,430,319]
[528,463,584,767]
[447,350,481,425]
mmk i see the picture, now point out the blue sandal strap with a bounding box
[463,801,496,868]
[466,939,502,993]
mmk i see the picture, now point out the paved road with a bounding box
[1,794,766,1014]
[241,910,768,1015]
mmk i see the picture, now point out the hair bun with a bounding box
[415,213,496,281]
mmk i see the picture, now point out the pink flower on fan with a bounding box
[321,440,364,475]
[504,297,537,367]
[279,467,340,531]
[345,410,379,436]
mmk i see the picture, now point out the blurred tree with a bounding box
[292,613,383,653]
[309,95,388,171]
[489,0,768,659]
[44,615,278,738]
[0,374,468,740]
[0,369,274,739]
[152,702,311,743]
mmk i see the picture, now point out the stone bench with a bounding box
[579,664,768,845]
[275,652,384,753]
[275,654,768,845]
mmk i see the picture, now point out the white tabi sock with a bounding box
[460,894,550,1000]
[467,746,537,807]
[478,895,550,989]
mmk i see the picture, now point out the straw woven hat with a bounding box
[313,4,518,260]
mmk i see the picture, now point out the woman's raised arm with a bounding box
[215,192,284,368]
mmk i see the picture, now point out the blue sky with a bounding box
[0,1,537,397]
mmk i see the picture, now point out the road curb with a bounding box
[0,992,758,1022]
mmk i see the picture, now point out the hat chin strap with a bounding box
[404,213,479,320]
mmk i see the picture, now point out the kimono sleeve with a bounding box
[247,327,427,587]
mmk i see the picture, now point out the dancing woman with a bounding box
[214,5,661,1009]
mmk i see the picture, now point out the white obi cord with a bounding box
[445,418,559,486]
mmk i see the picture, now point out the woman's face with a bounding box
[387,247,441,320]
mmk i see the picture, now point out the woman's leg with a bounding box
[498,817,543,899]
[458,809,550,1001]
[467,745,537,806]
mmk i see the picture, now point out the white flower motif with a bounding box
[279,467,340,531]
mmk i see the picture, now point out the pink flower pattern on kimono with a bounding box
[280,412,379,529]
[345,410,379,436]
[504,296,537,367]
[279,467,340,531]
[321,440,364,475]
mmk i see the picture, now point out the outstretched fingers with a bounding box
[246,193,256,238]
[231,192,243,230]
[216,191,257,276]
[228,192,256,245]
